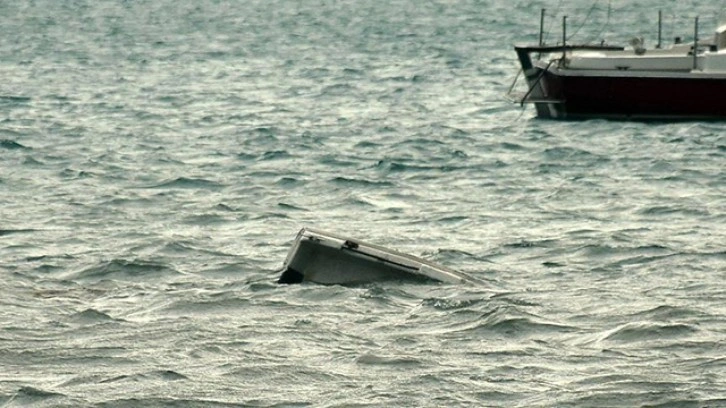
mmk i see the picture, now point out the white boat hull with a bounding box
[278,228,474,285]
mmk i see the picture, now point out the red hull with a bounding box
[537,70,726,120]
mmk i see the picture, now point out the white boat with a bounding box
[510,10,726,120]
[278,228,475,285]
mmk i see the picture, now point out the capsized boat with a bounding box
[509,10,726,120]
[278,228,475,285]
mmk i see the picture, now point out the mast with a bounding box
[657,10,662,49]
[693,16,699,70]
[539,8,546,46]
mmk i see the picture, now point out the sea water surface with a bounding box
[1,0,725,406]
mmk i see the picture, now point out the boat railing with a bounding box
[519,59,557,106]
[514,44,625,72]
[507,44,622,105]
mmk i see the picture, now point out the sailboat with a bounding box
[510,9,726,120]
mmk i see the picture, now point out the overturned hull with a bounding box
[278,228,473,285]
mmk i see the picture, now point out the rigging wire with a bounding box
[565,0,601,42]
[541,0,563,46]
[540,1,726,48]
[542,0,608,45]
[585,0,612,44]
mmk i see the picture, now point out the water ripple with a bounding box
[1,0,724,406]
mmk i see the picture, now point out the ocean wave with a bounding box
[562,392,705,408]
[636,205,711,217]
[373,159,464,174]
[21,156,45,166]
[356,352,422,366]
[319,83,358,96]
[180,212,233,226]
[627,305,703,322]
[0,139,28,150]
[94,397,256,407]
[257,150,291,161]
[1,386,73,407]
[421,296,486,311]
[0,95,31,104]
[161,297,252,316]
[67,308,122,324]
[0,228,37,236]
[600,321,698,343]
[330,176,393,187]
[573,243,673,259]
[503,238,560,249]
[541,145,602,160]
[99,370,188,384]
[71,258,182,282]
[437,304,575,338]
[144,177,225,190]
[482,315,576,337]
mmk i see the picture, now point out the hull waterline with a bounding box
[278,228,477,285]
[527,65,726,120]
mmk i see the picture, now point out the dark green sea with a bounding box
[1,0,725,406]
